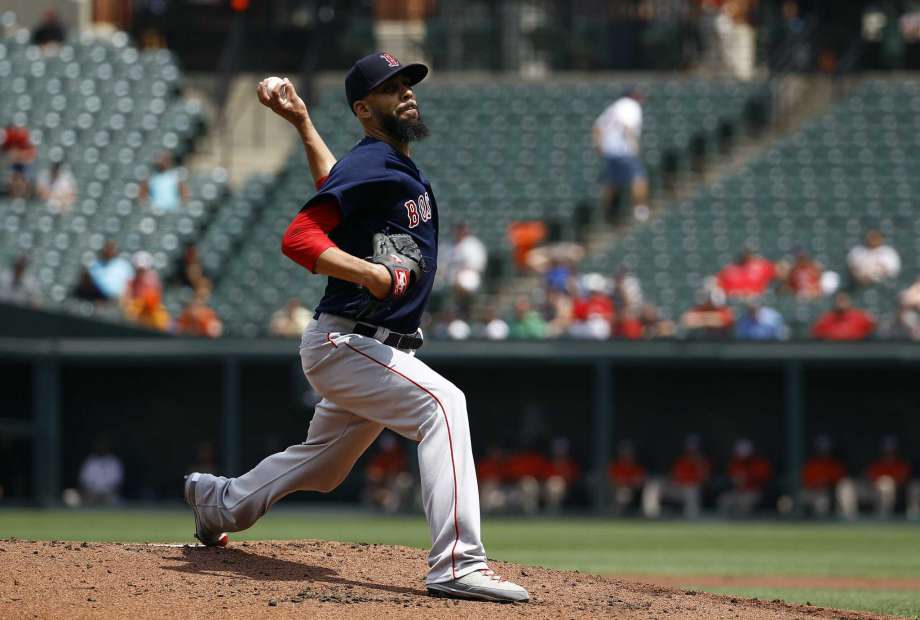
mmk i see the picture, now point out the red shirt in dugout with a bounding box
[801,456,847,490]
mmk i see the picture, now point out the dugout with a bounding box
[1,338,919,512]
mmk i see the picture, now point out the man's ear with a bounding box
[354,100,372,119]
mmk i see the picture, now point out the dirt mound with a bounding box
[0,538,894,619]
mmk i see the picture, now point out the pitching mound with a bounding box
[0,538,892,619]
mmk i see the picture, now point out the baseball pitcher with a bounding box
[183,52,529,603]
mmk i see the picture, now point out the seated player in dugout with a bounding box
[607,440,647,516]
[716,438,773,517]
[837,435,920,519]
[363,431,415,514]
[798,435,847,517]
[642,434,711,519]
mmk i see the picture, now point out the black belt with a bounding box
[353,322,424,350]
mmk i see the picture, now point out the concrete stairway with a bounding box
[185,73,297,188]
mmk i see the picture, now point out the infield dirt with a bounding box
[0,538,900,619]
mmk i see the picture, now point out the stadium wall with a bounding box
[1,338,918,509]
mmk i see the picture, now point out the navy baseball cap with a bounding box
[345,52,428,115]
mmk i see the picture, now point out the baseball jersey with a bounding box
[303,136,439,334]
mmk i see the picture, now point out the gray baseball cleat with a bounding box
[183,473,229,547]
[427,568,529,603]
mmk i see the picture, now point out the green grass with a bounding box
[2,508,918,616]
[704,588,920,619]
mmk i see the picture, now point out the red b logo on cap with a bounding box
[381,52,400,67]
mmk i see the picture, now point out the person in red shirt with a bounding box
[2,124,37,198]
[570,273,615,340]
[799,435,847,517]
[544,437,580,514]
[718,438,772,516]
[613,306,644,340]
[717,248,776,297]
[779,249,824,299]
[812,293,876,341]
[476,445,509,514]
[643,434,711,518]
[363,432,413,513]
[176,284,223,338]
[607,441,646,515]
[681,290,734,339]
[122,251,171,331]
[505,447,552,515]
[837,436,916,519]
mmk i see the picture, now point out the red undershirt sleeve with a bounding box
[280,175,343,273]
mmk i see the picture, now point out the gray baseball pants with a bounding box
[188,313,488,584]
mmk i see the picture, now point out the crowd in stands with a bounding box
[1,91,224,336]
[424,222,920,342]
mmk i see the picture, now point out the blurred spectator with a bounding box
[888,277,920,339]
[901,275,920,312]
[177,284,223,338]
[717,247,776,297]
[612,267,643,311]
[122,251,171,331]
[73,240,134,302]
[717,438,772,516]
[0,255,41,306]
[681,289,734,339]
[543,437,580,514]
[363,432,414,513]
[432,306,471,340]
[799,435,847,517]
[642,434,711,518]
[886,303,920,340]
[507,221,547,272]
[639,304,676,339]
[847,230,900,287]
[593,87,649,224]
[477,446,509,514]
[526,241,586,275]
[269,298,312,337]
[735,301,787,340]
[838,436,916,519]
[544,258,577,294]
[172,243,208,290]
[570,273,614,340]
[31,9,66,50]
[614,306,644,340]
[544,288,575,338]
[508,295,547,339]
[778,248,828,299]
[35,161,77,214]
[187,441,218,475]
[607,441,647,515]
[444,222,487,316]
[2,124,37,197]
[77,436,124,506]
[715,0,757,80]
[811,293,876,341]
[504,446,551,515]
[140,152,189,213]
[473,304,509,340]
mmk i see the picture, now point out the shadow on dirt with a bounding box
[162,546,427,597]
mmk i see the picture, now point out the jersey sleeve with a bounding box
[281,198,342,273]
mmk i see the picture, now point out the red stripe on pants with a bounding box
[344,342,460,579]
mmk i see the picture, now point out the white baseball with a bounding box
[263,76,286,98]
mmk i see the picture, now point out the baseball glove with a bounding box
[356,233,427,318]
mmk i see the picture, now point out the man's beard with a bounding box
[376,107,430,143]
